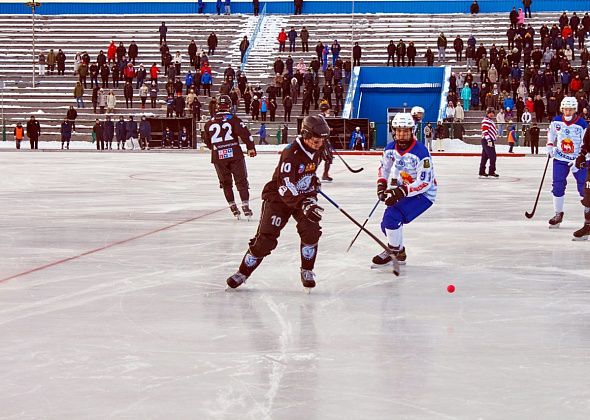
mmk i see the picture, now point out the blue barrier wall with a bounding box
[0,0,588,15]
[348,67,446,147]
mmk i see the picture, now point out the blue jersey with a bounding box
[547,115,588,163]
[378,139,437,203]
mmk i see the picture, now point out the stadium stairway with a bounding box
[0,12,573,146]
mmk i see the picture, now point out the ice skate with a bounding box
[371,246,405,269]
[300,268,316,292]
[572,224,590,241]
[478,173,488,179]
[321,174,333,182]
[226,272,248,290]
[488,173,499,178]
[242,204,253,220]
[229,203,241,220]
[548,212,564,229]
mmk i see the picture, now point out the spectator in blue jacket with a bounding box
[331,40,341,66]
[162,126,174,148]
[60,118,72,149]
[348,126,366,150]
[139,116,151,150]
[503,95,515,112]
[185,71,194,95]
[115,116,127,149]
[103,115,114,150]
[322,45,329,72]
[258,122,268,144]
[126,115,138,150]
[288,27,298,52]
[216,0,222,15]
[224,0,231,15]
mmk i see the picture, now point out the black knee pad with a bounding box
[235,177,249,192]
[300,227,322,245]
[248,234,278,258]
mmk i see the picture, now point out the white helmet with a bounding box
[410,106,425,116]
[560,96,578,112]
[391,112,415,129]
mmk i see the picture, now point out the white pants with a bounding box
[436,138,444,151]
[38,64,45,76]
[126,137,140,150]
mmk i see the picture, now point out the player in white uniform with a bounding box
[372,113,437,267]
[546,96,588,228]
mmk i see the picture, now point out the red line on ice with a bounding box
[0,207,226,285]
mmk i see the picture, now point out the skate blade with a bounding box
[304,287,313,294]
[371,261,406,270]
[548,224,561,229]
[572,235,589,241]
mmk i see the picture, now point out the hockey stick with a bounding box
[318,190,400,276]
[332,148,364,173]
[346,199,381,252]
[525,155,551,219]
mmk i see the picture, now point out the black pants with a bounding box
[238,200,322,277]
[479,140,497,175]
[214,158,250,204]
[30,139,38,149]
[353,58,360,66]
[302,41,308,52]
[96,138,104,150]
[387,54,395,66]
[408,56,415,66]
[530,139,539,155]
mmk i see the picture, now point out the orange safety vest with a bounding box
[14,126,24,140]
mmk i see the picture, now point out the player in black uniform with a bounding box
[203,95,257,219]
[573,128,590,240]
[226,115,330,290]
[319,100,334,182]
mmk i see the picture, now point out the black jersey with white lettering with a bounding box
[261,137,322,209]
[203,112,255,163]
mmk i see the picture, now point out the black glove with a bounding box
[575,153,587,169]
[301,197,324,223]
[321,140,334,163]
[383,186,408,206]
[377,179,388,201]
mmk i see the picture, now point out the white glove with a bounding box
[546,146,555,158]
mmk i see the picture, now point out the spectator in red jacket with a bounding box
[107,41,116,64]
[123,63,135,83]
[277,28,287,52]
[569,74,582,94]
[150,63,159,81]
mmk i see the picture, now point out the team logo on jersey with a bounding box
[301,244,316,260]
[218,148,234,159]
[305,163,316,172]
[423,159,431,168]
[298,164,305,173]
[561,138,574,154]
[296,174,314,192]
[400,171,414,185]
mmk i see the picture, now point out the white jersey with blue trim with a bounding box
[377,139,437,203]
[547,115,588,163]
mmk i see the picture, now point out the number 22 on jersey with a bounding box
[209,122,234,143]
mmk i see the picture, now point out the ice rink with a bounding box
[1,150,589,419]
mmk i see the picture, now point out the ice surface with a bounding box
[1,151,589,419]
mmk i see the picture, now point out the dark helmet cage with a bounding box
[300,115,331,139]
[217,95,232,111]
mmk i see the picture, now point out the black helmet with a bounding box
[301,115,330,139]
[217,95,232,111]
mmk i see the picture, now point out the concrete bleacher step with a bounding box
[0,12,568,143]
